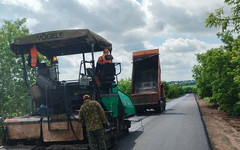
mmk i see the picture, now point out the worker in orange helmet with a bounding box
[95,49,113,83]
[78,94,107,150]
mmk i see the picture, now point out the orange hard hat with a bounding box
[83,94,90,100]
[103,49,109,54]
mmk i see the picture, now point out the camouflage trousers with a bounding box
[88,128,106,150]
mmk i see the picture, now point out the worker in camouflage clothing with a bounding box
[79,94,107,150]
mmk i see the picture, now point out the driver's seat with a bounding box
[100,63,116,89]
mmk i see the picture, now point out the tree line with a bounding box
[118,78,195,99]
[168,80,196,86]
[192,0,240,116]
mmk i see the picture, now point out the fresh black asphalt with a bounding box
[115,94,211,150]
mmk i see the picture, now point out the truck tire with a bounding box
[163,98,166,111]
[160,101,164,112]
[136,107,144,115]
[155,102,162,113]
[163,102,166,111]
[161,97,166,112]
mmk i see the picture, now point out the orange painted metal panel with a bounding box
[132,49,159,59]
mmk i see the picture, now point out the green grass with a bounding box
[181,85,196,89]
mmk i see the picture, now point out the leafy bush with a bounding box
[118,79,186,99]
[183,87,197,94]
[118,78,131,97]
[0,19,30,118]
[192,0,240,116]
[192,39,240,116]
[162,81,184,99]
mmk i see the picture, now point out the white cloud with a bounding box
[0,0,226,81]
[161,0,225,15]
[142,0,225,35]
[1,0,46,14]
[26,18,39,28]
[161,38,206,53]
[76,0,100,11]
[159,38,222,81]
[143,41,157,49]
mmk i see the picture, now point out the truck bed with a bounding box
[132,54,158,94]
[131,49,165,113]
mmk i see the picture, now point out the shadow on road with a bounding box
[161,112,186,115]
[135,110,162,116]
[113,131,143,150]
[162,108,186,115]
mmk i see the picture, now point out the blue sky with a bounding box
[0,0,227,81]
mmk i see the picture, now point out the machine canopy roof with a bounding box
[10,29,112,58]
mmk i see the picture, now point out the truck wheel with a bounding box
[161,101,164,112]
[163,102,166,111]
[162,97,166,111]
[162,100,166,112]
[125,128,129,134]
[155,102,162,113]
[136,108,144,115]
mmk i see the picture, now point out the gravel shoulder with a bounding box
[196,95,240,150]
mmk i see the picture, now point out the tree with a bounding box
[192,46,240,115]
[183,87,197,94]
[118,78,131,97]
[0,19,32,118]
[118,78,185,99]
[205,0,240,44]
[193,1,240,115]
[162,81,184,99]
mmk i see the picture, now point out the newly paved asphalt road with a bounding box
[115,94,211,150]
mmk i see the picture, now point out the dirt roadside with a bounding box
[195,95,240,150]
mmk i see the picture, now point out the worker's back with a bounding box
[79,99,106,131]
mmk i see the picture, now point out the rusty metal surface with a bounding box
[131,93,159,105]
[6,123,41,140]
[42,121,83,142]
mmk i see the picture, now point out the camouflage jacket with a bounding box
[78,99,106,131]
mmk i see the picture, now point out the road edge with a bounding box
[194,94,213,150]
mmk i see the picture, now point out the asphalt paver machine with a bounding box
[2,29,135,149]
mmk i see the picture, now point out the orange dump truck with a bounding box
[131,49,166,114]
